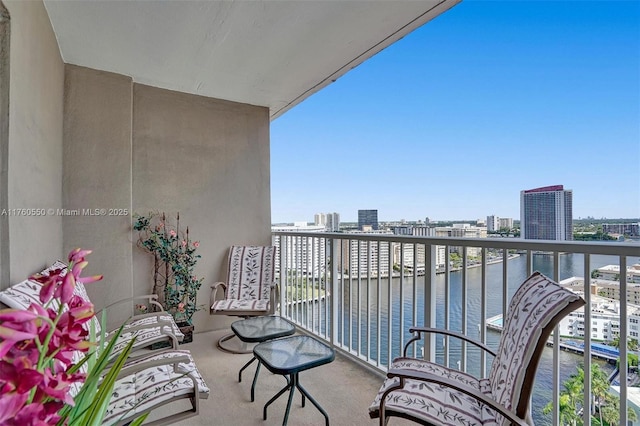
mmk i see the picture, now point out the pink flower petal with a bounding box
[71,260,88,277]
[59,273,76,304]
[0,309,38,322]
[0,325,37,341]
[77,274,103,285]
[0,392,29,423]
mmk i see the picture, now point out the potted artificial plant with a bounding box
[133,212,203,343]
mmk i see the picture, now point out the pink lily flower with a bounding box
[68,248,92,263]
[30,274,60,305]
[70,260,88,277]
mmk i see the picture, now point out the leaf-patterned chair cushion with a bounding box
[369,271,584,425]
[210,245,275,314]
[368,358,496,425]
[102,349,210,425]
[0,261,184,359]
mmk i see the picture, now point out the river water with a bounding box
[332,252,640,425]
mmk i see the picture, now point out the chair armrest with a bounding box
[98,294,164,315]
[404,326,496,358]
[115,352,192,379]
[106,317,179,351]
[209,282,227,312]
[387,368,528,426]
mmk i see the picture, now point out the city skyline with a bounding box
[270,1,639,223]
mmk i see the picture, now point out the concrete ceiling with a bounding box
[44,0,460,120]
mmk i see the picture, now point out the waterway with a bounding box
[328,251,640,425]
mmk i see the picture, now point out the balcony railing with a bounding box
[272,230,640,424]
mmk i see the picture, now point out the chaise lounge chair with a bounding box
[0,260,210,426]
[0,260,184,362]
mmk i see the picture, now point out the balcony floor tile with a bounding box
[146,329,416,425]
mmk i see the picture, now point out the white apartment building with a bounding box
[272,223,327,277]
[434,224,487,257]
[314,213,326,227]
[393,243,447,273]
[596,264,640,284]
[486,215,514,232]
[341,230,392,275]
[326,212,340,232]
[487,215,499,232]
[499,217,513,229]
[559,277,640,340]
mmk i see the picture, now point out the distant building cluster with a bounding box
[273,183,633,277]
[314,212,340,232]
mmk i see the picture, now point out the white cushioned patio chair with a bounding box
[210,245,277,353]
[100,349,210,426]
[0,260,184,362]
[0,261,209,426]
[369,271,585,426]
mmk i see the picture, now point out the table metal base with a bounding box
[217,332,255,354]
[238,356,261,402]
[263,372,329,426]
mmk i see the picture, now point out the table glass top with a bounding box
[253,335,335,375]
[231,315,295,342]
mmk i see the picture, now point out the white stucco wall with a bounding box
[132,84,271,333]
[3,0,64,286]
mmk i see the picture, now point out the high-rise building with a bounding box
[520,185,573,240]
[487,215,500,232]
[314,213,326,226]
[499,217,514,230]
[326,212,340,232]
[358,209,378,231]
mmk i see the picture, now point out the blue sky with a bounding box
[271,0,639,224]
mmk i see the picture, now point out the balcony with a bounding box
[3,2,637,424]
[250,232,637,425]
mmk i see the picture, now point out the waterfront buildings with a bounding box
[271,223,326,277]
[596,263,640,284]
[603,223,640,237]
[358,209,379,231]
[559,276,640,340]
[520,185,573,240]
[434,223,487,257]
